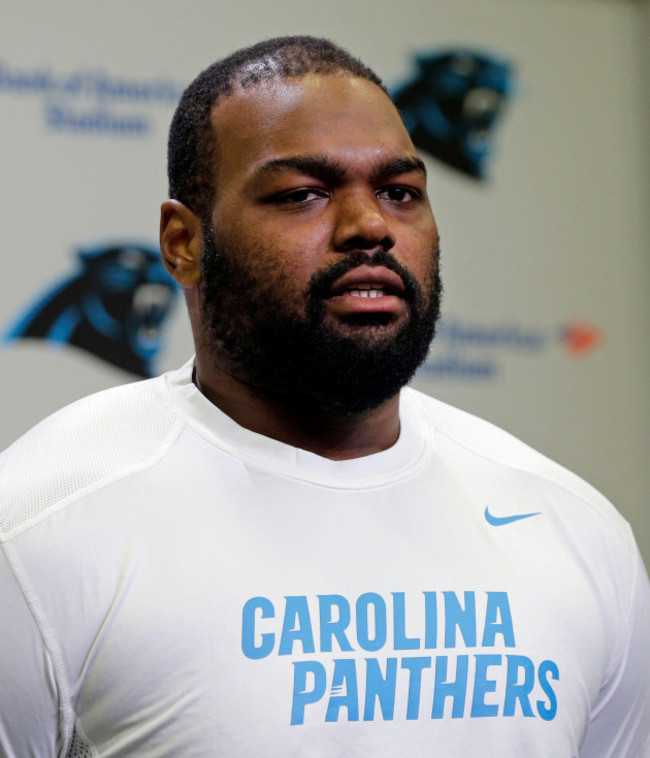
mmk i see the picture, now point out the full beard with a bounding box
[200,227,442,416]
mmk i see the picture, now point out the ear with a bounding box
[159,199,204,288]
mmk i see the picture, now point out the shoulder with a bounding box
[0,375,183,540]
[404,387,633,545]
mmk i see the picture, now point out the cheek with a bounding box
[401,229,439,288]
[241,245,312,314]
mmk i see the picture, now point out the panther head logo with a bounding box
[4,242,179,377]
[392,49,515,178]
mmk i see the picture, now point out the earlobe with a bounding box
[159,199,203,288]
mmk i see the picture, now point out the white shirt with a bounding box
[1,358,648,757]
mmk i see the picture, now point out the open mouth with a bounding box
[330,265,406,298]
[342,286,393,299]
[325,265,407,319]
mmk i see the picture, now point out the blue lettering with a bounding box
[291,661,326,725]
[356,593,387,652]
[279,596,315,656]
[325,659,359,722]
[471,654,501,717]
[482,592,516,647]
[241,596,274,659]
[46,104,65,127]
[444,591,477,648]
[424,591,437,648]
[363,657,397,721]
[504,655,535,717]
[63,73,84,94]
[537,660,559,721]
[318,595,353,653]
[44,104,150,136]
[401,656,432,719]
[393,592,420,650]
[432,655,468,718]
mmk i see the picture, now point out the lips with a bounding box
[325,265,407,318]
[329,265,406,299]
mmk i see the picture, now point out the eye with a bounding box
[276,188,327,204]
[377,186,420,203]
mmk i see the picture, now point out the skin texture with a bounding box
[160,73,440,459]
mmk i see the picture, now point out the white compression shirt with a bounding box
[1,358,649,757]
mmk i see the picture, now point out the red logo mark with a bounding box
[561,320,603,356]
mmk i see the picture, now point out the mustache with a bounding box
[308,250,422,304]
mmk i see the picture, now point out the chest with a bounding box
[29,462,617,756]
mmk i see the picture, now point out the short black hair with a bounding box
[167,36,387,221]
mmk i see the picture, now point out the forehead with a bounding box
[210,74,417,185]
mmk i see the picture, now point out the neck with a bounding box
[193,359,401,461]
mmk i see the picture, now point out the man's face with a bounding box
[199,73,441,414]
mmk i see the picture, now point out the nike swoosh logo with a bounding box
[484,507,541,526]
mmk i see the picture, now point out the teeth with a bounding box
[345,288,386,298]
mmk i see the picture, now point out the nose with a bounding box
[332,190,396,253]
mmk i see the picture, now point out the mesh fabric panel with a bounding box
[66,725,95,758]
[0,379,179,539]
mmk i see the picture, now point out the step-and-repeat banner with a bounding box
[1,0,648,563]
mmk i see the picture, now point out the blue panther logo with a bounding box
[392,49,515,178]
[4,242,179,377]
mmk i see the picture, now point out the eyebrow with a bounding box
[370,156,427,183]
[256,154,427,185]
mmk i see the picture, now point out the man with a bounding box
[0,36,648,757]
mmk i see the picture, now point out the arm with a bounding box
[579,546,650,758]
[0,543,64,757]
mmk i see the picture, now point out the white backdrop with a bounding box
[1,0,648,565]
